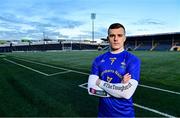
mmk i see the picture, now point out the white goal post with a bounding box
[62,42,72,51]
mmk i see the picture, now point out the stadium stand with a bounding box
[0,32,180,53]
[126,32,180,51]
[124,32,180,51]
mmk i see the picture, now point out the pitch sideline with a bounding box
[4,58,71,77]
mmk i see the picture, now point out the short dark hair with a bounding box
[108,23,126,34]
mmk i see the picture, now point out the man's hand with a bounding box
[122,73,131,83]
[96,78,101,86]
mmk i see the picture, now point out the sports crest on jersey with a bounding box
[120,59,126,69]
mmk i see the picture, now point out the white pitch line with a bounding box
[4,58,72,77]
[139,84,180,95]
[78,84,88,89]
[133,103,176,118]
[78,83,88,89]
[4,58,49,76]
[79,83,88,86]
[78,82,176,118]
[13,57,180,95]
[48,70,72,76]
[14,57,89,75]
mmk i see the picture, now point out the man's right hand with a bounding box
[122,73,131,83]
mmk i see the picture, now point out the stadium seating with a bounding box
[0,32,179,53]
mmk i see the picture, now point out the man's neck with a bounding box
[110,48,124,54]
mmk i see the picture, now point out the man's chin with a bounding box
[111,47,120,51]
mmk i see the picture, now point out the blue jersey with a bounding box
[90,50,141,117]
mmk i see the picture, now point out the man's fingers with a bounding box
[96,78,101,86]
[122,73,131,83]
[124,73,131,79]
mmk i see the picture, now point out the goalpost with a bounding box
[62,42,72,51]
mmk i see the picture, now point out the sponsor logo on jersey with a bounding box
[101,70,123,79]
[100,59,105,63]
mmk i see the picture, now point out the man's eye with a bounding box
[118,34,123,37]
[109,35,114,37]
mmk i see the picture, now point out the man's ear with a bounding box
[123,36,126,42]
[107,36,109,43]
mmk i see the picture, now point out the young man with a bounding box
[88,23,141,117]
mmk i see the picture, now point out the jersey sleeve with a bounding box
[99,79,138,99]
[90,57,100,76]
[126,57,141,82]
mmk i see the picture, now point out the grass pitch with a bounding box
[0,51,179,117]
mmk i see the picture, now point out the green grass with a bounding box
[0,51,179,117]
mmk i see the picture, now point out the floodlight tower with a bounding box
[43,32,45,40]
[91,13,96,42]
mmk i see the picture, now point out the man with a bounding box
[88,23,141,117]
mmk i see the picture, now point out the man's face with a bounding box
[108,28,126,51]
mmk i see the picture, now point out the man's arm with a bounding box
[88,74,110,97]
[98,79,138,99]
[88,73,131,97]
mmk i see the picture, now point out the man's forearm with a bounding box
[98,79,138,99]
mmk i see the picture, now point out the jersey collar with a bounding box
[110,49,125,54]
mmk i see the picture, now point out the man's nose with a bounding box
[114,35,118,41]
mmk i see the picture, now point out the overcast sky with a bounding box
[0,0,179,41]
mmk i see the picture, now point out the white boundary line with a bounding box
[12,57,180,95]
[133,103,175,118]
[14,57,88,75]
[78,83,88,89]
[48,70,72,76]
[139,84,180,95]
[4,58,71,77]
[4,58,49,76]
[78,82,176,118]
